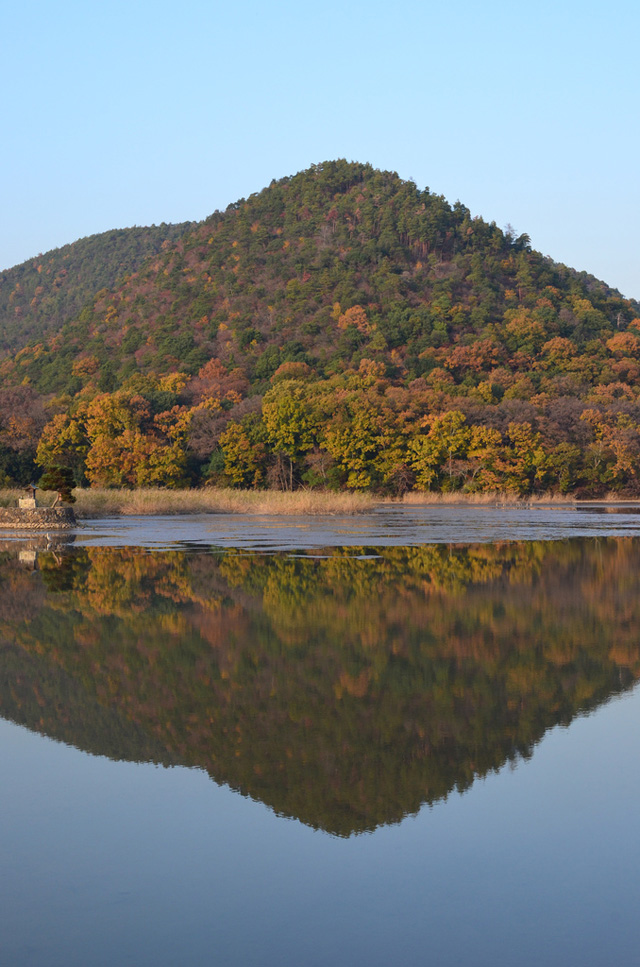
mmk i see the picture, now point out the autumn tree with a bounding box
[322,398,389,490]
[219,415,267,488]
[262,382,317,490]
[36,412,89,483]
[408,411,470,491]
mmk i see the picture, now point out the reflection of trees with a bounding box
[1,539,640,835]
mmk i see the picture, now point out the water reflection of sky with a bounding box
[2,687,639,967]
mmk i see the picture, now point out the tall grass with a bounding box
[395,491,579,505]
[1,486,638,518]
[0,489,23,508]
[69,487,375,517]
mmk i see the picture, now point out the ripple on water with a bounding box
[68,503,640,551]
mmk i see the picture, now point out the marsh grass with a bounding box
[0,489,23,509]
[395,491,579,506]
[67,487,375,517]
[1,487,637,519]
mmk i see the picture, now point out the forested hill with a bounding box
[2,159,640,495]
[0,222,194,352]
[4,160,637,391]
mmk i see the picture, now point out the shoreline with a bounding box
[2,487,640,519]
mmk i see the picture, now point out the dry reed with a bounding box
[66,487,375,517]
[1,487,638,519]
[394,491,579,506]
[0,489,23,509]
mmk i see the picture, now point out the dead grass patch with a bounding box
[394,491,578,506]
[68,487,375,517]
[1,487,639,518]
[0,489,23,509]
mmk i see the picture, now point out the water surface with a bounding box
[1,510,639,965]
[75,501,640,548]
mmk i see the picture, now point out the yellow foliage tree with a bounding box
[337,305,371,334]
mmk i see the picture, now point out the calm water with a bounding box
[1,508,640,965]
[75,501,640,548]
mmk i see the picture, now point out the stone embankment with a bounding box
[0,507,76,530]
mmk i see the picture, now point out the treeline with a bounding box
[1,160,640,494]
[8,357,640,496]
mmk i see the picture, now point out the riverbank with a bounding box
[0,506,75,529]
[0,487,637,518]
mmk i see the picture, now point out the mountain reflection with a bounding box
[1,538,639,835]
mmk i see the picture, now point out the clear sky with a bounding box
[2,0,638,298]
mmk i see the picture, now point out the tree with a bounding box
[465,425,503,491]
[262,382,317,490]
[337,305,372,335]
[321,399,388,490]
[219,416,266,488]
[408,411,470,491]
[36,412,89,483]
[39,465,76,505]
[494,422,548,495]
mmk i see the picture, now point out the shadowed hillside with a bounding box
[0,223,193,353]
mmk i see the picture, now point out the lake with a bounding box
[1,505,640,965]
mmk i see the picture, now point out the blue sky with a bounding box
[2,0,638,298]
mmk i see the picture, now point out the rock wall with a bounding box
[0,507,76,530]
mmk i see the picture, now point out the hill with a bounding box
[1,160,640,494]
[0,222,193,353]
